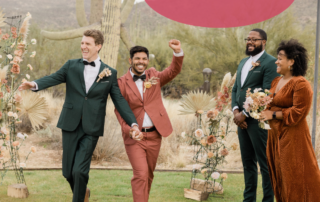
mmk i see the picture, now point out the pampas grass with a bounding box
[0,7,6,28]
[18,14,31,41]
[220,72,231,92]
[0,65,8,81]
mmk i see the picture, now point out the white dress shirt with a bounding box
[130,50,184,127]
[233,50,265,115]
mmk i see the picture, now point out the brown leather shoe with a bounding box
[84,188,90,202]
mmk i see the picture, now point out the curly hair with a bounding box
[277,39,308,76]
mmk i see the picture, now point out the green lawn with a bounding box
[0,170,265,201]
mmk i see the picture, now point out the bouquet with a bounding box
[243,88,273,129]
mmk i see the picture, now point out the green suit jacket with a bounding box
[34,59,136,136]
[231,51,279,113]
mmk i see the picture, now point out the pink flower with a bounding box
[30,146,36,153]
[220,148,229,156]
[211,172,220,179]
[195,129,204,137]
[12,141,20,147]
[14,94,22,103]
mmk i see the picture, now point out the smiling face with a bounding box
[275,50,294,76]
[129,52,149,76]
[81,36,101,62]
[245,31,266,56]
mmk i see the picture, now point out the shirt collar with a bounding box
[130,67,145,78]
[250,50,265,62]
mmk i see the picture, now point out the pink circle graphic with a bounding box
[145,0,294,28]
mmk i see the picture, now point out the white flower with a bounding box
[246,97,254,105]
[193,164,202,170]
[149,54,155,59]
[31,39,37,45]
[225,109,233,118]
[20,163,26,168]
[24,134,28,139]
[211,172,220,179]
[26,12,32,18]
[27,64,33,70]
[181,132,186,138]
[253,88,263,93]
[0,55,2,58]
[250,112,260,120]
[7,54,13,60]
[30,51,36,58]
[17,133,25,139]
[13,113,18,119]
[195,129,204,137]
[7,112,13,117]
[1,127,9,135]
[26,74,30,79]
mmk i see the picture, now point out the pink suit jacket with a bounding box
[115,55,184,145]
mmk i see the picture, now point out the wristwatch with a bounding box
[272,111,276,119]
[241,111,247,117]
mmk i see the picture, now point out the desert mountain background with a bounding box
[0,0,317,31]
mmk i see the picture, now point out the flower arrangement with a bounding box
[243,88,273,129]
[0,12,47,186]
[180,72,238,196]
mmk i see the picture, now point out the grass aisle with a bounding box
[0,170,264,201]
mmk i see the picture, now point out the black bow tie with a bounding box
[133,74,146,82]
[83,61,95,67]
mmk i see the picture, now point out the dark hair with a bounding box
[277,39,308,77]
[130,46,149,59]
[251,28,267,41]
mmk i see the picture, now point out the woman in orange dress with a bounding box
[261,39,320,202]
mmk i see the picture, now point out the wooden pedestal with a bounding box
[7,184,29,198]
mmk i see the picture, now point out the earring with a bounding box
[288,65,291,69]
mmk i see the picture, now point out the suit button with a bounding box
[85,97,87,100]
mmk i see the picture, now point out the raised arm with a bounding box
[158,39,184,87]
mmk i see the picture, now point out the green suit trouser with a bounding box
[238,118,274,202]
[62,121,99,202]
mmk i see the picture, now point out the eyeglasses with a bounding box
[244,38,264,43]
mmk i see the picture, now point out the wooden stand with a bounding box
[7,184,29,198]
[184,178,224,201]
[184,188,209,201]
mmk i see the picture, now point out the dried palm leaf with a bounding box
[179,90,216,115]
[0,8,6,28]
[17,90,48,130]
[220,72,231,92]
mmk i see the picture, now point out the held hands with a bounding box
[233,109,247,129]
[18,82,35,91]
[169,39,181,53]
[260,110,273,122]
[130,125,143,141]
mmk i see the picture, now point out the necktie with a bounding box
[83,61,95,67]
[133,74,146,82]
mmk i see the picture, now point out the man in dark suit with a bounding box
[231,28,279,202]
[19,29,139,202]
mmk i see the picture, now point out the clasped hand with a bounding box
[130,126,143,141]
[233,110,247,129]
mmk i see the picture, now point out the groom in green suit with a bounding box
[19,29,138,202]
[231,29,279,202]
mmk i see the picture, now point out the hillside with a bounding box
[0,0,316,30]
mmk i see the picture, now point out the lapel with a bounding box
[125,69,143,103]
[78,59,86,94]
[87,61,106,95]
[242,51,267,87]
[143,70,150,102]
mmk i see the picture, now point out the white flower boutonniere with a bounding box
[249,60,261,71]
[143,77,159,93]
[96,68,112,82]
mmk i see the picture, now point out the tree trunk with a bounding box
[90,0,104,24]
[100,0,121,68]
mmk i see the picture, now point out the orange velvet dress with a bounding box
[266,76,320,202]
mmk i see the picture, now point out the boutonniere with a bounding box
[96,68,112,82]
[249,60,261,71]
[143,77,159,93]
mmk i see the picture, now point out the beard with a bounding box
[245,43,263,56]
[131,62,147,75]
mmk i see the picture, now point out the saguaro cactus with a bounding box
[41,0,135,68]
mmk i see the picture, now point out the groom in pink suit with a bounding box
[115,39,183,202]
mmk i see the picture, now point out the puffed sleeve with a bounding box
[282,78,313,126]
